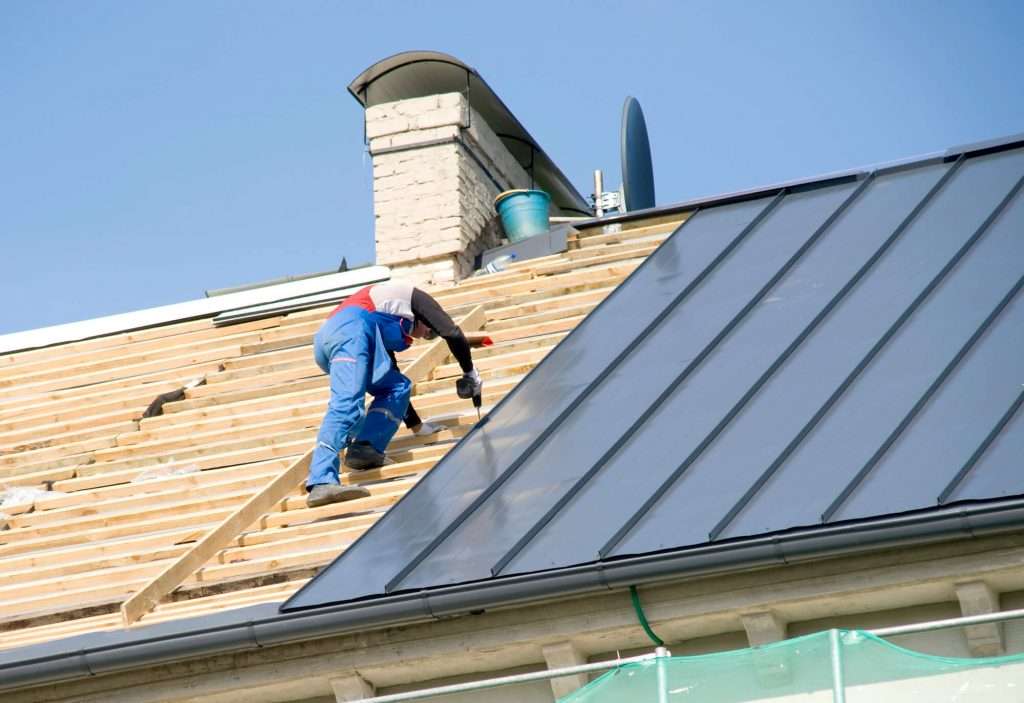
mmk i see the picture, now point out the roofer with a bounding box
[305,280,482,508]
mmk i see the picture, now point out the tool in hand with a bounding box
[456,368,484,421]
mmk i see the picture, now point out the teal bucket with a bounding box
[495,189,551,243]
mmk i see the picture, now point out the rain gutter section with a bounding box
[3,498,1023,692]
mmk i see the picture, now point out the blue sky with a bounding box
[2,1,1021,336]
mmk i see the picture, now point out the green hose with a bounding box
[630,584,665,647]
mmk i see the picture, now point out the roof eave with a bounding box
[3,497,1022,693]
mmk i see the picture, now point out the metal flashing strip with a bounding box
[945,132,1024,159]
[212,281,386,326]
[571,130,1024,231]
[0,266,391,355]
[3,498,1024,693]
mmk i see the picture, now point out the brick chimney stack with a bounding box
[365,92,532,287]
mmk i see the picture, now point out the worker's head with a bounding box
[411,319,435,340]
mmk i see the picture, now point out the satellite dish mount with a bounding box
[591,96,656,216]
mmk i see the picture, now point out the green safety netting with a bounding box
[559,630,1024,702]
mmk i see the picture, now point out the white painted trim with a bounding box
[0,266,391,355]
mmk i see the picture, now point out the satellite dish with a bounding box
[620,96,656,211]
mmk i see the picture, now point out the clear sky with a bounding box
[2,1,1021,336]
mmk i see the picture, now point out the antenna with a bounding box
[620,96,656,211]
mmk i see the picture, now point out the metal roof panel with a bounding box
[285,138,1024,613]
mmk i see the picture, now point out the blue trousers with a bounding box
[307,314,412,489]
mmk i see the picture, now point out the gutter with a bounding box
[2,498,1023,692]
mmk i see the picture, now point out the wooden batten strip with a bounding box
[0,228,669,649]
[120,449,314,625]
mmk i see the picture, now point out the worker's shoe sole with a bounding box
[344,441,393,471]
[306,483,371,508]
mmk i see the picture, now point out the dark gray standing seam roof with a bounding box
[286,137,1024,611]
[4,138,1024,695]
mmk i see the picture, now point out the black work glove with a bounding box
[455,368,482,399]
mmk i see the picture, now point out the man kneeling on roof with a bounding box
[306,280,482,508]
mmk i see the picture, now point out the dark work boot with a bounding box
[306,483,370,508]
[344,441,393,471]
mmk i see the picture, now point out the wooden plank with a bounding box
[485,285,615,322]
[0,360,224,416]
[123,399,325,445]
[0,407,143,448]
[120,448,313,625]
[159,377,327,416]
[0,380,186,431]
[0,317,281,384]
[0,345,242,399]
[531,248,657,277]
[184,364,322,399]
[400,305,486,384]
[433,346,552,379]
[0,332,263,389]
[0,420,139,455]
[0,317,215,369]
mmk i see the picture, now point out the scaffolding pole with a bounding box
[352,607,1024,703]
[829,629,846,703]
[353,651,661,703]
[868,606,1024,637]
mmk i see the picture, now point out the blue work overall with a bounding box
[306,306,412,489]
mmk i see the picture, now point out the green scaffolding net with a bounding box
[559,630,1024,702]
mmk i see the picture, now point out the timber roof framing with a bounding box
[0,214,685,671]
